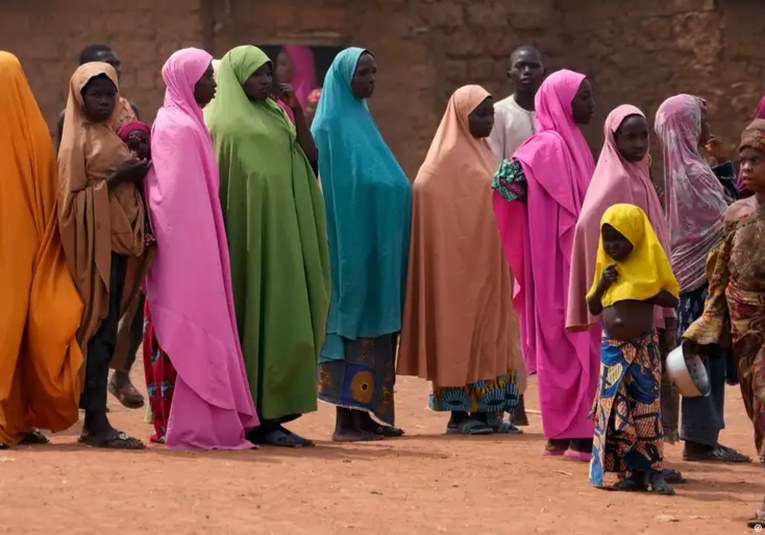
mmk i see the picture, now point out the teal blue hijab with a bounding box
[312,47,412,362]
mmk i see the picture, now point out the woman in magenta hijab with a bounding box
[275,45,318,124]
[491,69,599,460]
[142,47,259,449]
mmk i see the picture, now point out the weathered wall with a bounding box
[1,0,762,176]
[0,0,207,133]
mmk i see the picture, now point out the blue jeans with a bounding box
[680,354,726,446]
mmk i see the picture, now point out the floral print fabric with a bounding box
[654,95,727,293]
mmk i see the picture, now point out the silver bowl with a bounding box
[666,341,711,397]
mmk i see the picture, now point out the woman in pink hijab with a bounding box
[491,69,599,460]
[654,94,750,464]
[142,47,259,449]
[275,45,317,124]
[567,105,687,482]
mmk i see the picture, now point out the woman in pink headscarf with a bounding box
[275,45,317,124]
[654,94,750,464]
[567,105,688,483]
[142,47,259,449]
[491,69,599,460]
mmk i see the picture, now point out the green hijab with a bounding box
[205,45,331,420]
[205,45,295,139]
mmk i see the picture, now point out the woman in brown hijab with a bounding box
[58,62,152,449]
[398,86,523,435]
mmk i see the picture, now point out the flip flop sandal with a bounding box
[250,428,306,448]
[543,443,567,456]
[372,424,405,438]
[564,449,592,462]
[663,468,686,484]
[19,430,50,445]
[447,418,492,435]
[683,444,751,463]
[493,421,524,434]
[649,481,676,495]
[278,427,315,447]
[78,432,146,450]
[747,510,765,529]
[108,381,145,410]
[605,478,648,492]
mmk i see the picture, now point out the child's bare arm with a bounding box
[587,291,604,317]
[588,265,618,316]
[649,290,679,309]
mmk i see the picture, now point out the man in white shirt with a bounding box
[488,46,545,163]
[488,46,545,427]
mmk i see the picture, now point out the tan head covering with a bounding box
[740,119,765,154]
[57,62,147,354]
[398,85,524,389]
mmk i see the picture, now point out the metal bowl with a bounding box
[666,341,711,397]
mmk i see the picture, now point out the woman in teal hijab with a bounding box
[312,47,412,442]
[205,45,331,447]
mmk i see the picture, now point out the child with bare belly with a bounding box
[586,203,680,494]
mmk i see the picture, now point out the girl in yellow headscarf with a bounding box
[586,203,679,495]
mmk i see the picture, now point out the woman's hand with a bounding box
[275,83,300,110]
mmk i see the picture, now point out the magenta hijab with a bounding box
[567,105,673,331]
[277,45,317,123]
[492,69,599,440]
[755,94,765,120]
[145,47,258,449]
[654,94,726,294]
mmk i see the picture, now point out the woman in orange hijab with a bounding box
[0,52,84,448]
[398,85,523,435]
[58,61,152,449]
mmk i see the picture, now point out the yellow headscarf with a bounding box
[586,203,679,307]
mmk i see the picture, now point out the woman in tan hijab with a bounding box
[398,85,523,435]
[58,62,152,449]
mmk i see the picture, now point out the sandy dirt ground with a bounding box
[0,366,761,535]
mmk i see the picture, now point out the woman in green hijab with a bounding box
[205,45,331,447]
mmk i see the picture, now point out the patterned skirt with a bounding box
[590,331,663,487]
[728,284,765,457]
[317,334,397,426]
[430,371,519,416]
[142,302,177,444]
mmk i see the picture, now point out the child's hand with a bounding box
[601,264,619,287]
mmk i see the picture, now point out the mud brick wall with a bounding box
[1,0,762,177]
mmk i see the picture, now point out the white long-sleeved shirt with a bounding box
[488,94,536,164]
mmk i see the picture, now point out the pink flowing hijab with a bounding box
[492,69,598,440]
[755,94,765,120]
[654,95,726,294]
[567,105,673,331]
[278,45,317,123]
[144,47,258,449]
